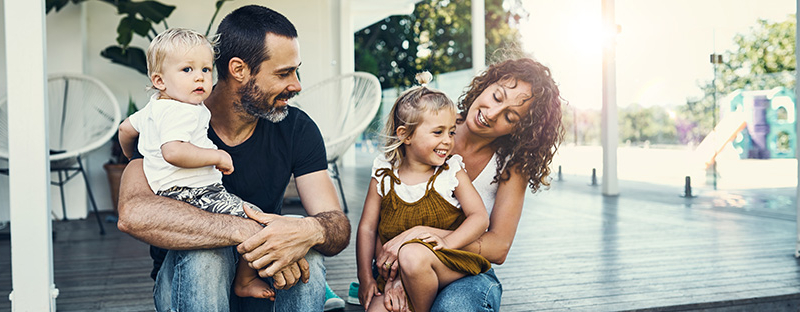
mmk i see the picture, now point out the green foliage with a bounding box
[720,17,796,92]
[355,0,527,89]
[46,0,231,76]
[681,15,796,144]
[619,104,677,145]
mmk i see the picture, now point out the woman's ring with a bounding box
[384,261,393,269]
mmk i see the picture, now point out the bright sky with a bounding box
[519,0,796,110]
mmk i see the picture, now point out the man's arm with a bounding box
[238,169,350,277]
[116,159,262,249]
[295,170,350,255]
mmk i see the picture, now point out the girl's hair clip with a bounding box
[415,71,433,87]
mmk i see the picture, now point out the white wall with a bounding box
[0,0,347,220]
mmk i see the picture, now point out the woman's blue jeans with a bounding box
[431,268,502,312]
[153,246,325,312]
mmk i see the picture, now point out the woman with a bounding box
[374,57,564,311]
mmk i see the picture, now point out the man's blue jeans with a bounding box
[431,268,502,312]
[154,246,325,312]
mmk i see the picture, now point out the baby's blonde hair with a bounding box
[146,28,216,78]
[383,72,456,167]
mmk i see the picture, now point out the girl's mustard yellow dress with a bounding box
[373,155,491,305]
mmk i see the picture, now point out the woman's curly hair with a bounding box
[458,58,564,193]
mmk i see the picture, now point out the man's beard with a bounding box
[236,79,297,123]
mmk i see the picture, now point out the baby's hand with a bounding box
[216,150,234,175]
[417,232,449,250]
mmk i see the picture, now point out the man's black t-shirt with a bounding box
[209,106,328,214]
[149,106,328,279]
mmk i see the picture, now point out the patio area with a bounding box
[1,147,800,311]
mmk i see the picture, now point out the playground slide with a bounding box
[695,111,746,169]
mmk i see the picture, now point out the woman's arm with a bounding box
[462,165,526,264]
[356,179,383,307]
[429,169,488,250]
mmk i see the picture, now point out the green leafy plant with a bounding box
[46,0,233,164]
[46,0,232,75]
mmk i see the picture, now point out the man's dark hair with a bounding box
[215,5,298,81]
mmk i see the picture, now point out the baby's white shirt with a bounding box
[128,96,221,193]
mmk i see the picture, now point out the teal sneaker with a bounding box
[346,281,360,305]
[324,282,345,311]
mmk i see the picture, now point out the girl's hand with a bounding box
[418,232,449,250]
[384,277,410,312]
[358,279,381,309]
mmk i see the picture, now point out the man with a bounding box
[116,5,350,311]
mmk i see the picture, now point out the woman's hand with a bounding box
[376,226,425,280]
[376,237,401,281]
[417,232,449,250]
[384,277,410,312]
[358,278,381,309]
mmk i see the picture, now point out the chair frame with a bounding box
[0,73,121,234]
[291,72,382,213]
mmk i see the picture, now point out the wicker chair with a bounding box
[0,73,121,234]
[290,72,381,213]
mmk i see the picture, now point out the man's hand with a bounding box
[271,257,309,289]
[238,205,321,279]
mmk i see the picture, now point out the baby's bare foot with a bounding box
[234,274,275,300]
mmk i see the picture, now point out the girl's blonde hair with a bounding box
[383,72,456,167]
[146,28,216,78]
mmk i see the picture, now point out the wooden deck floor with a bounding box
[2,153,800,311]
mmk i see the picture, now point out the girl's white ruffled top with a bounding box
[371,154,464,209]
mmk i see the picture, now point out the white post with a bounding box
[5,0,57,310]
[338,0,357,168]
[601,0,619,196]
[339,0,354,75]
[471,0,486,73]
[794,0,800,258]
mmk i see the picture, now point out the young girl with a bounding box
[356,72,491,312]
[117,28,272,300]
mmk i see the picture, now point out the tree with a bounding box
[355,0,527,89]
[619,104,677,145]
[680,15,796,144]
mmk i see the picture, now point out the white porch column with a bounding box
[471,0,485,73]
[601,0,619,196]
[339,0,355,75]
[339,0,357,168]
[5,0,57,310]
[794,0,800,258]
